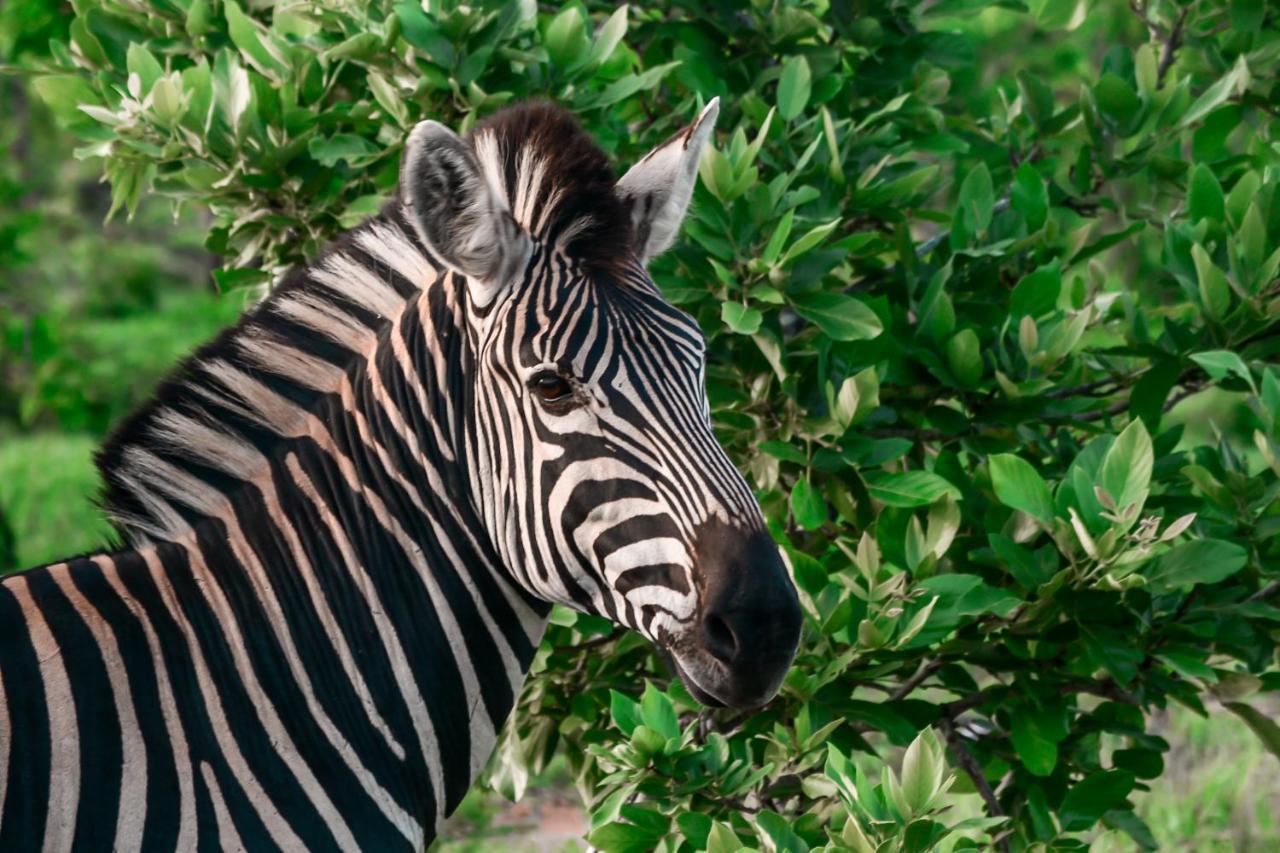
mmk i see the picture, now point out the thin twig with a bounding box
[916,197,1012,258]
[1157,8,1190,87]
[1061,678,1141,706]
[889,659,945,701]
[1248,580,1280,603]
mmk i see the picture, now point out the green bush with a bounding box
[21,0,1280,849]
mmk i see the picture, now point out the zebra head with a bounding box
[399,101,802,709]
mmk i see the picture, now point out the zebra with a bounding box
[0,99,802,851]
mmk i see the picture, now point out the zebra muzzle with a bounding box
[664,522,803,709]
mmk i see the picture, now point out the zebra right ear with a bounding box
[400,120,531,309]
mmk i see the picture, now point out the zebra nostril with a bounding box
[703,611,740,664]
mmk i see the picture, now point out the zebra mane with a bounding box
[94,203,441,543]
[94,101,638,544]
[466,100,633,268]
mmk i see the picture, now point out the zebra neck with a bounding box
[68,205,552,839]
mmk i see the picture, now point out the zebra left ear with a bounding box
[400,120,531,309]
[615,97,719,264]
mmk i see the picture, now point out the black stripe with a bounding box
[0,579,50,850]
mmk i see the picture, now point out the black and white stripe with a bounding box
[0,98,801,850]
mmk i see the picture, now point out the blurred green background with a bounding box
[1,1,1277,849]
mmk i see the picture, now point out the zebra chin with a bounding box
[655,521,803,710]
[660,646,793,710]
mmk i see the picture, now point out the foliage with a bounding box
[16,0,1280,849]
[0,432,115,570]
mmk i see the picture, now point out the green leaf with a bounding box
[1191,350,1256,393]
[951,162,994,247]
[898,729,944,815]
[721,302,763,335]
[706,821,745,853]
[395,1,455,65]
[609,690,643,737]
[1017,69,1055,128]
[588,820,664,853]
[309,134,381,167]
[1182,56,1250,128]
[946,328,983,387]
[1188,164,1225,224]
[185,0,212,38]
[1098,419,1153,514]
[791,293,883,341]
[990,454,1055,524]
[1011,162,1049,231]
[1010,260,1061,317]
[367,72,407,126]
[126,43,164,95]
[1094,73,1140,127]
[755,811,810,853]
[587,5,628,68]
[1134,43,1157,96]
[1145,539,1249,593]
[782,218,841,265]
[544,6,588,67]
[640,682,678,740]
[762,209,794,266]
[777,55,812,120]
[1130,359,1183,431]
[32,75,101,125]
[211,267,270,291]
[1011,714,1058,777]
[225,1,288,77]
[791,476,827,530]
[864,471,960,508]
[1060,771,1135,831]
[1231,0,1266,30]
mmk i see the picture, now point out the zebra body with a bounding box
[0,100,801,850]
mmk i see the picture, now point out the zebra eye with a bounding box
[530,372,574,405]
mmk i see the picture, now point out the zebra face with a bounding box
[401,100,802,709]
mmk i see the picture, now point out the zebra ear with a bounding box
[615,97,719,264]
[400,120,530,309]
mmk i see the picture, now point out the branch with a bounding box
[938,717,1010,852]
[551,626,625,656]
[1157,8,1190,88]
[1248,580,1280,603]
[1130,1,1190,88]
[1060,678,1141,706]
[890,659,945,701]
[916,197,1012,258]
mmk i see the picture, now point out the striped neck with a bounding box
[43,205,551,843]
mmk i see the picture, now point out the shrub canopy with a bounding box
[18,0,1280,849]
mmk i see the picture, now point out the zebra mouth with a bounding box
[664,650,728,708]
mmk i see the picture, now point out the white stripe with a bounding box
[199,762,246,852]
[272,292,375,354]
[356,222,437,288]
[312,253,404,319]
[50,562,150,851]
[237,333,346,392]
